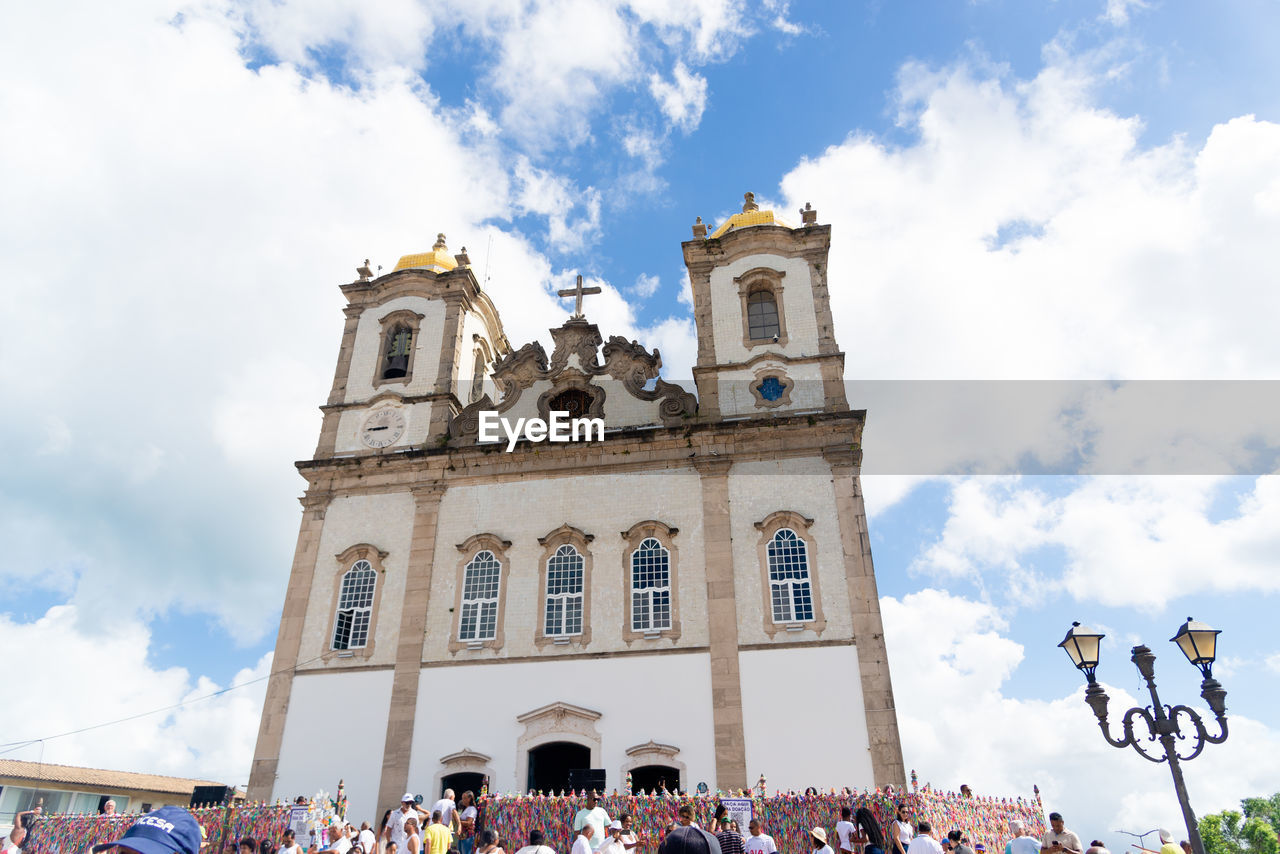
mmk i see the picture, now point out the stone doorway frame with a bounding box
[515,702,603,793]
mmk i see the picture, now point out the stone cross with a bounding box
[557,274,602,319]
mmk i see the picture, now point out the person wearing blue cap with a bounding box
[94,807,204,854]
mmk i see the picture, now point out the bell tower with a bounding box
[313,234,511,458]
[682,193,847,419]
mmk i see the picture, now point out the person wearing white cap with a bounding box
[386,795,426,853]
[1156,831,1179,854]
[813,829,835,854]
[598,822,627,854]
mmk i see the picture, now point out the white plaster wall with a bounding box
[405,652,717,795]
[714,359,828,417]
[297,491,418,668]
[726,459,854,646]
[425,469,707,659]
[346,296,447,404]
[738,644,874,789]
[275,669,394,826]
[708,254,820,364]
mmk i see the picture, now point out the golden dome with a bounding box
[393,233,458,273]
[710,192,794,238]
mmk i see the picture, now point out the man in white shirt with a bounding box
[358,823,377,854]
[572,825,596,854]
[744,820,777,854]
[318,825,353,854]
[599,822,627,854]
[574,793,611,852]
[432,791,460,835]
[1006,824,1039,854]
[906,823,943,854]
[387,795,424,851]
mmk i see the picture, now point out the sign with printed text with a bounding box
[289,806,310,845]
[720,798,753,832]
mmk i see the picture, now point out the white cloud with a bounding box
[1266,653,1280,674]
[632,273,662,298]
[1101,0,1150,26]
[0,0,595,638]
[512,156,603,252]
[780,45,1280,381]
[0,606,270,785]
[648,62,709,132]
[883,588,1280,839]
[909,476,1280,610]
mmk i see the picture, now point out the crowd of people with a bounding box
[3,788,1191,854]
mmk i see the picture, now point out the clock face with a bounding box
[360,407,406,449]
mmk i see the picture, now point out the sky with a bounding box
[2,0,1280,843]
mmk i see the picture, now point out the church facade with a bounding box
[247,195,905,822]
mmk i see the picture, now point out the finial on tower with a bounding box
[433,233,448,251]
[692,216,707,238]
[742,192,758,212]
[800,202,817,225]
[356,259,373,282]
[455,246,471,267]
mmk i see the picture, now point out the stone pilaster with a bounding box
[375,481,448,816]
[427,294,467,439]
[315,306,364,457]
[823,446,906,789]
[694,457,747,791]
[247,488,332,801]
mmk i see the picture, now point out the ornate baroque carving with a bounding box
[449,320,697,443]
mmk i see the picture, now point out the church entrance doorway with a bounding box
[526,741,590,794]
[629,764,680,794]
[440,772,485,799]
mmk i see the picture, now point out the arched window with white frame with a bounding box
[631,537,671,632]
[767,528,813,623]
[459,550,502,641]
[544,544,584,637]
[332,559,377,650]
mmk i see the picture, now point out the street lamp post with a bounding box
[1058,619,1229,854]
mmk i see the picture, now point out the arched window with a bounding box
[631,537,671,631]
[382,324,413,379]
[332,559,377,650]
[545,544,584,637]
[548,387,594,418]
[767,528,813,623]
[459,550,502,641]
[746,290,780,341]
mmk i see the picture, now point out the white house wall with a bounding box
[274,669,394,826]
[405,652,717,796]
[345,296,447,404]
[424,470,708,660]
[738,644,873,789]
[297,491,418,670]
[708,254,820,364]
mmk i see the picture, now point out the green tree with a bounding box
[1200,793,1280,854]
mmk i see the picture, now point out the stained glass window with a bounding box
[758,376,784,401]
